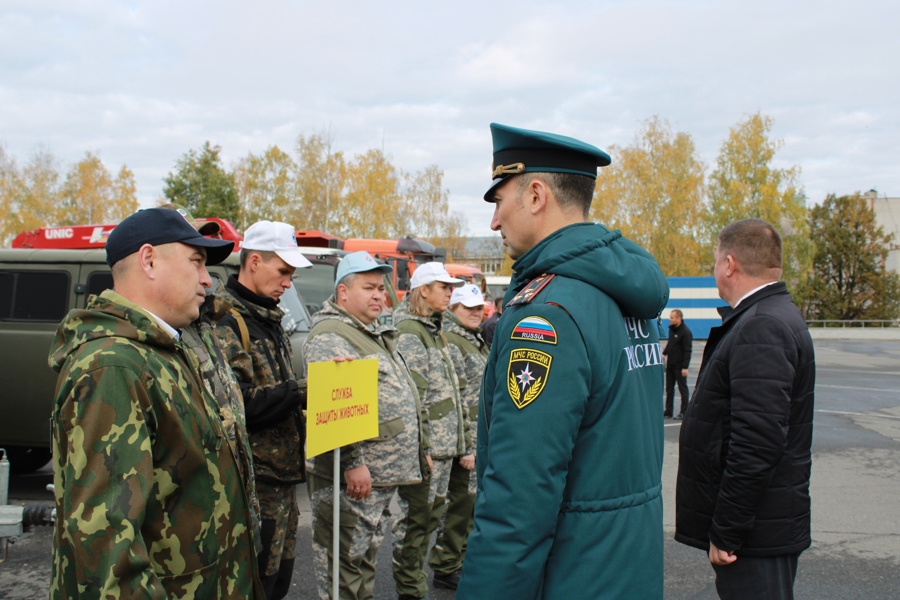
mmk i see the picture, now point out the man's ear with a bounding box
[136,244,156,279]
[528,177,551,215]
[248,252,260,271]
[725,254,737,277]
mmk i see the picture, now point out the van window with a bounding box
[293,262,339,314]
[280,286,312,334]
[0,271,70,321]
[85,272,114,305]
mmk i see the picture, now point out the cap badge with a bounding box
[491,162,525,180]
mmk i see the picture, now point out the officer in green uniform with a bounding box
[455,124,670,600]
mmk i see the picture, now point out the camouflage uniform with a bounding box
[48,289,264,600]
[304,298,428,599]
[215,275,306,600]
[429,311,491,577]
[181,294,262,549]
[392,299,468,598]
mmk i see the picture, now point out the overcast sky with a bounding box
[1,0,897,236]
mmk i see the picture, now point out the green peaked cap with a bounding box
[484,122,611,201]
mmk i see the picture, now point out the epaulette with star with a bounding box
[507,274,555,307]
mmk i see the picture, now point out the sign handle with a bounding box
[332,447,340,600]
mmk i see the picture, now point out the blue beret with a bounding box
[485,122,611,201]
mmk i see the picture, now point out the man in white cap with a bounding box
[303,251,431,600]
[392,262,467,599]
[215,221,313,600]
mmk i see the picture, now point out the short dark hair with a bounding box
[239,248,277,269]
[516,172,595,216]
[717,218,782,277]
[670,309,683,319]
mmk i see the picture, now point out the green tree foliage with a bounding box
[706,113,811,289]
[163,141,240,224]
[801,193,900,321]
[591,116,707,276]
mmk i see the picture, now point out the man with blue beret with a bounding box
[456,124,669,599]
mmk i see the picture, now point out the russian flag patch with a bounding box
[510,316,557,345]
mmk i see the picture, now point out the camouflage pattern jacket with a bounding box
[216,276,306,485]
[393,300,469,459]
[304,299,428,486]
[182,294,261,549]
[442,312,490,452]
[48,289,264,600]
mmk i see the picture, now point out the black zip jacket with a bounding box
[663,321,692,370]
[675,282,815,556]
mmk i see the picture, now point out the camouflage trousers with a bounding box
[392,457,453,598]
[256,481,299,577]
[429,458,476,576]
[308,473,396,600]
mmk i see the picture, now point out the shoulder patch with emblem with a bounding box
[510,316,557,345]
[507,274,555,306]
[507,348,552,409]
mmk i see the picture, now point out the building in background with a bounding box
[865,190,900,273]
[455,236,504,274]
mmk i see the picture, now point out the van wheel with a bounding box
[3,447,52,474]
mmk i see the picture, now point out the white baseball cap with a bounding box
[409,262,464,289]
[450,284,485,307]
[241,221,312,269]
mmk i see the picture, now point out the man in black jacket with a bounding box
[662,309,692,418]
[675,218,815,600]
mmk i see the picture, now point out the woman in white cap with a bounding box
[428,284,490,589]
[391,262,467,599]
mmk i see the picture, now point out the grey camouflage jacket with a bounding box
[393,300,469,459]
[304,299,428,486]
[442,312,490,452]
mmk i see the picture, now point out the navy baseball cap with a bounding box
[106,208,235,267]
[484,122,611,201]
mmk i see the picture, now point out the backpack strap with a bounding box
[229,307,251,353]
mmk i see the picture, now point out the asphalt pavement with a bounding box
[2,339,898,599]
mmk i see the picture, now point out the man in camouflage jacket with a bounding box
[48,208,263,600]
[393,263,468,599]
[182,293,262,545]
[429,285,491,588]
[215,220,312,600]
[303,251,429,600]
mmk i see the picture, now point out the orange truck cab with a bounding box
[341,237,445,299]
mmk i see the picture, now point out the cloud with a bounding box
[0,0,898,236]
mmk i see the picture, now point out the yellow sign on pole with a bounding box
[306,359,379,458]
